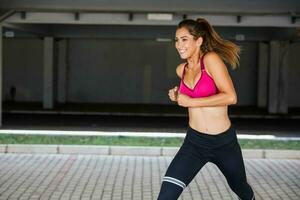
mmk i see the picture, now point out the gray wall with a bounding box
[230,42,258,106]
[3,38,43,102]
[2,37,299,108]
[288,42,300,108]
[67,39,180,104]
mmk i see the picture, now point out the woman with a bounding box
[157,18,255,200]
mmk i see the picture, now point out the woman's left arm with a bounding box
[177,52,237,107]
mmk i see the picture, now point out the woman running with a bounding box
[157,18,255,200]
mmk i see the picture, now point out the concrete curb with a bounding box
[58,145,109,155]
[0,144,299,159]
[6,144,58,154]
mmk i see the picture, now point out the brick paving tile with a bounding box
[0,154,299,200]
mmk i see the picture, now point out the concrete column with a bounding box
[268,41,280,114]
[268,41,289,114]
[43,37,54,109]
[57,39,67,103]
[278,42,289,114]
[0,24,2,126]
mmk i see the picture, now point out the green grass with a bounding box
[238,139,300,150]
[0,134,299,150]
[0,134,183,147]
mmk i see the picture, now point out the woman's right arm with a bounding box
[168,63,185,102]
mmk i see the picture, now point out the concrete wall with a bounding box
[230,42,258,106]
[3,38,43,102]
[67,39,180,104]
[288,42,300,108]
[2,37,299,108]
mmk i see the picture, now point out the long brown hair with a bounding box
[177,18,240,69]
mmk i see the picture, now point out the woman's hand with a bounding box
[177,93,192,107]
[168,86,179,102]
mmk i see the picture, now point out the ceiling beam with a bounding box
[0,10,15,23]
[2,23,50,36]
[3,12,300,27]
[0,0,299,15]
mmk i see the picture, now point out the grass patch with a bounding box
[238,139,300,150]
[0,134,299,150]
[0,134,183,147]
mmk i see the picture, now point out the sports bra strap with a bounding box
[200,53,206,70]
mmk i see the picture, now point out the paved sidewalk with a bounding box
[0,154,299,200]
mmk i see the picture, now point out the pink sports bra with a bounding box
[179,54,218,98]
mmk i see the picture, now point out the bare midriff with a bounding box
[188,106,231,135]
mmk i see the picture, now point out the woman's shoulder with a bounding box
[204,51,221,61]
[176,62,186,79]
[203,51,225,69]
[203,51,228,77]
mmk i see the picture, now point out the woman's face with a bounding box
[175,27,202,59]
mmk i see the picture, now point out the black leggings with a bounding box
[157,125,255,200]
